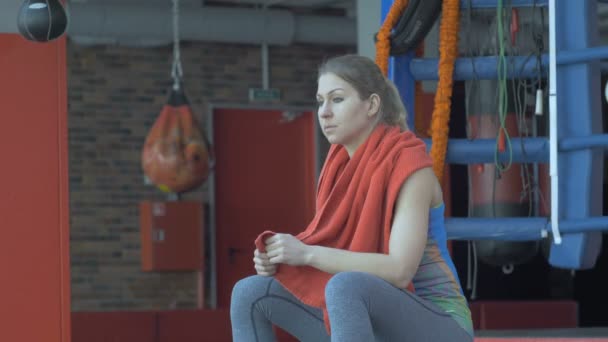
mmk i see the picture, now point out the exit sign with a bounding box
[249,88,281,102]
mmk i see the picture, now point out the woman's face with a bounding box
[316,73,379,155]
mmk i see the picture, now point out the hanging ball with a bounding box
[17,0,68,42]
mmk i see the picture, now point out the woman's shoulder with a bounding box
[398,167,443,207]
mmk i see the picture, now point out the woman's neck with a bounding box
[344,122,382,157]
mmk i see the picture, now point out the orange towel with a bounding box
[255,231,277,253]
[255,124,433,331]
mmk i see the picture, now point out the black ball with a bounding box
[17,0,68,42]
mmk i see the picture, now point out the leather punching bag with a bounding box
[467,80,539,267]
[141,86,211,194]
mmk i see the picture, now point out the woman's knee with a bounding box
[325,271,371,300]
[231,275,273,307]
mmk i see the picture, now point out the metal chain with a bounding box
[171,0,183,90]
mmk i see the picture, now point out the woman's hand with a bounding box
[253,249,277,276]
[265,234,312,266]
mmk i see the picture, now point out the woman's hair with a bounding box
[318,54,408,130]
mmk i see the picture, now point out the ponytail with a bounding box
[382,78,408,130]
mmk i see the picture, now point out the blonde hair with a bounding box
[318,54,408,130]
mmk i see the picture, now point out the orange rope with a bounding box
[375,0,459,183]
[375,0,409,76]
[429,0,460,183]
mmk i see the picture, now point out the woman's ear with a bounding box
[368,94,381,117]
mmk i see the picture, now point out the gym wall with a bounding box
[67,41,352,311]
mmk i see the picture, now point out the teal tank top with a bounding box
[411,203,474,337]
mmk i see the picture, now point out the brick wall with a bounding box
[68,41,352,311]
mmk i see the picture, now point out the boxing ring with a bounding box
[383,0,607,270]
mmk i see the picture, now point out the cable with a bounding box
[495,0,514,174]
[530,0,549,218]
[464,0,480,302]
[506,1,535,218]
[464,0,481,139]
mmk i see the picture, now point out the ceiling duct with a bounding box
[65,2,356,46]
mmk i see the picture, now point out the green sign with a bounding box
[249,88,281,101]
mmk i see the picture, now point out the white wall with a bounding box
[0,0,22,33]
[356,0,381,60]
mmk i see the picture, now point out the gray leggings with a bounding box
[230,271,473,342]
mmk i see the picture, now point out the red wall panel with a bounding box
[72,310,232,342]
[476,339,608,342]
[471,301,578,330]
[0,33,71,342]
[158,310,232,342]
[72,312,156,342]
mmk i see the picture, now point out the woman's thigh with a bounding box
[326,272,473,342]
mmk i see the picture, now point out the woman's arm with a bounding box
[265,167,437,289]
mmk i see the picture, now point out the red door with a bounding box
[213,108,316,308]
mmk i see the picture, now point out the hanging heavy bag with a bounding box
[141,85,211,194]
[389,0,442,55]
[141,0,210,194]
[17,0,68,42]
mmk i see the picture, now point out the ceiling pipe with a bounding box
[0,1,355,46]
[65,2,355,46]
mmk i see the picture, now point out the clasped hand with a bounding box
[253,233,311,276]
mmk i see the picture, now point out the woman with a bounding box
[230,54,473,342]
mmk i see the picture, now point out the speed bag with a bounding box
[17,0,68,42]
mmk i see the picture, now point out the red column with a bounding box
[0,34,71,342]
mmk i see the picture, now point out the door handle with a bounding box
[228,247,246,264]
[279,111,303,123]
[152,228,165,242]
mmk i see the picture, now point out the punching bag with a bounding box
[467,79,538,267]
[17,0,68,42]
[141,86,211,194]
